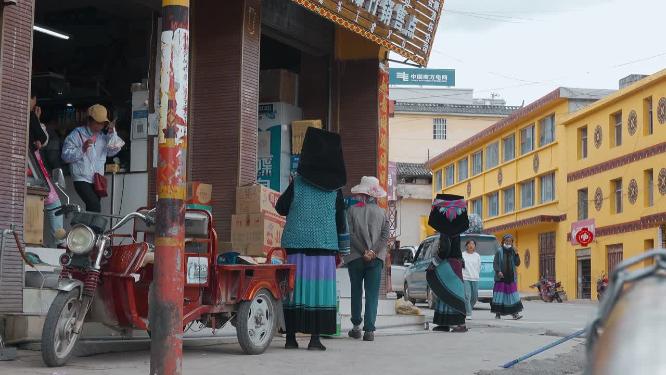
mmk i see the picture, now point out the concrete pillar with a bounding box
[189,0,261,241]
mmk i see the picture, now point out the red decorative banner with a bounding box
[377,62,390,208]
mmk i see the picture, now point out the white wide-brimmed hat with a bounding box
[351,176,387,198]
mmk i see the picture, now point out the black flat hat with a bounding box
[428,193,470,236]
[297,127,347,191]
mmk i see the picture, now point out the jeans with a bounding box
[464,280,479,316]
[74,181,101,212]
[44,201,65,248]
[347,258,383,332]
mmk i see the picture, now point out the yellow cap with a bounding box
[88,104,110,124]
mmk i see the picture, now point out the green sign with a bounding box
[389,68,455,87]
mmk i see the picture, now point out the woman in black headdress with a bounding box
[426,194,470,332]
[276,127,349,351]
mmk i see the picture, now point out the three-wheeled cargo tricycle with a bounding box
[38,169,295,367]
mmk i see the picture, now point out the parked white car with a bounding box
[390,246,417,298]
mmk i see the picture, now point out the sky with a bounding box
[394,0,666,106]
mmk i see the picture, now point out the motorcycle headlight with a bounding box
[66,224,96,255]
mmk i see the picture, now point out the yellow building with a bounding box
[427,87,614,296]
[561,70,666,300]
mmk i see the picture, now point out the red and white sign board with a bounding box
[571,219,595,246]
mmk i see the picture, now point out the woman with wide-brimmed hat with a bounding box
[491,234,524,320]
[345,176,389,342]
[276,127,349,351]
[426,194,470,333]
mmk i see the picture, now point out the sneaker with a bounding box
[348,326,362,339]
[363,331,375,341]
[513,313,523,320]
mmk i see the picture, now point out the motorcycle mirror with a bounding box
[52,169,66,188]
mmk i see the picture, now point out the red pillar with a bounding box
[150,1,190,374]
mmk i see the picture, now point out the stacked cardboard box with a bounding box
[260,69,299,106]
[231,184,286,257]
[258,102,302,193]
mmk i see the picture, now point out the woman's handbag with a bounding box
[93,172,108,197]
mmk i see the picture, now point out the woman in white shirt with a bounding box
[462,240,481,318]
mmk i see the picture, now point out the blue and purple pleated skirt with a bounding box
[491,281,524,315]
[283,249,337,335]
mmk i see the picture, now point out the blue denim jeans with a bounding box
[347,258,383,332]
[44,200,65,248]
[464,280,479,316]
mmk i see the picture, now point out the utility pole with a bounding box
[150,1,189,374]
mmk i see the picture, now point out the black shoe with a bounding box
[495,313,501,320]
[285,334,298,349]
[348,326,362,339]
[308,335,326,351]
[363,331,375,341]
[451,325,468,333]
[433,325,450,332]
[513,313,523,320]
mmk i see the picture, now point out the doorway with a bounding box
[577,249,591,299]
[539,232,556,281]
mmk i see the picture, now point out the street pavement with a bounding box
[0,301,597,375]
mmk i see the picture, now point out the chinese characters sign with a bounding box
[291,0,444,66]
[389,67,455,86]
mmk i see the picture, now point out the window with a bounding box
[502,134,515,162]
[485,142,499,169]
[645,169,654,207]
[457,158,469,181]
[539,232,557,281]
[578,126,588,160]
[612,178,623,214]
[434,170,443,192]
[611,111,622,147]
[521,179,535,208]
[539,114,556,146]
[433,118,447,140]
[540,173,555,203]
[472,151,483,175]
[644,97,654,136]
[607,244,623,274]
[471,198,483,218]
[445,164,455,187]
[520,124,535,155]
[487,192,499,217]
[503,187,515,213]
[578,188,589,220]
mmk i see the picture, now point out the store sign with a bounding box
[389,68,455,86]
[377,63,390,208]
[291,0,444,66]
[388,161,397,201]
[571,219,596,246]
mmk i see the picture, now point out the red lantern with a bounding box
[576,227,594,246]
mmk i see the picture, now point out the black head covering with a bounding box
[428,194,470,236]
[297,127,347,191]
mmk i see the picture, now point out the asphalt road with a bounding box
[1,301,597,375]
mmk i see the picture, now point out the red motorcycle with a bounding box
[597,272,609,301]
[530,277,564,303]
[37,169,295,367]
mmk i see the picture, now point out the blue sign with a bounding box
[389,68,455,87]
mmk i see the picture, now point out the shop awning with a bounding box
[291,0,444,66]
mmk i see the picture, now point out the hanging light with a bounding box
[33,25,70,40]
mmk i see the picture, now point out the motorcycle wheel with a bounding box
[41,289,83,367]
[556,294,563,303]
[236,289,276,355]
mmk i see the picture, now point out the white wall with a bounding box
[396,197,431,248]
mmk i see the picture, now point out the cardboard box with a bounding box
[258,103,302,192]
[231,212,286,257]
[187,182,212,206]
[236,184,280,215]
[291,119,323,155]
[260,70,299,106]
[25,194,44,246]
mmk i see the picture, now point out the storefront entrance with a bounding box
[576,249,591,299]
